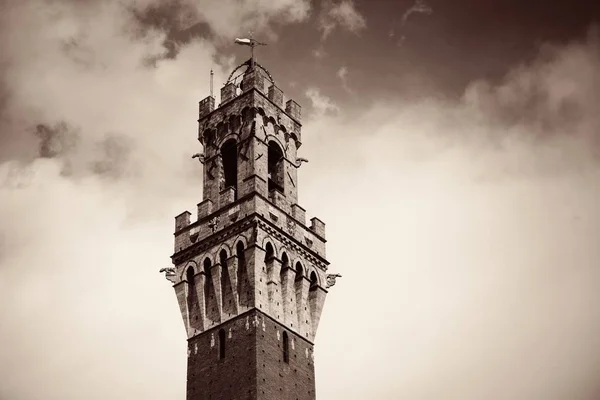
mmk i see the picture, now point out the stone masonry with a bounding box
[167,58,332,400]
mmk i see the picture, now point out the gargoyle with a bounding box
[294,157,309,167]
[326,273,342,289]
[192,153,206,164]
[159,267,178,283]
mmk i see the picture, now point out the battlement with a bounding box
[268,84,284,107]
[220,82,237,104]
[310,217,326,239]
[199,67,302,126]
[175,211,191,232]
[198,96,215,119]
[173,195,327,261]
[241,67,267,95]
[285,99,301,122]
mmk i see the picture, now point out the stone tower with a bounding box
[164,57,337,400]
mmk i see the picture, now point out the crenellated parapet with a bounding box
[169,213,328,342]
[173,196,327,262]
[198,90,302,146]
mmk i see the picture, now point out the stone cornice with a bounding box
[172,212,329,271]
[171,218,254,266]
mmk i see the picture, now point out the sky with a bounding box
[0,0,599,399]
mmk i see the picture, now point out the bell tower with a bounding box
[164,53,339,400]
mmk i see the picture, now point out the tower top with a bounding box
[234,36,267,65]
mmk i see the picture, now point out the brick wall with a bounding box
[186,309,315,400]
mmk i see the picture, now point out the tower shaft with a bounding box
[168,60,331,400]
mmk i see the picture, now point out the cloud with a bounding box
[301,30,600,400]
[305,87,341,117]
[318,0,367,40]
[313,45,328,59]
[337,65,353,93]
[0,1,599,399]
[143,0,312,40]
[0,2,314,397]
[390,0,433,46]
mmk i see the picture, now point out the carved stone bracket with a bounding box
[325,273,342,289]
[160,267,178,283]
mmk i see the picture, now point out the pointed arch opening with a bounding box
[280,252,289,282]
[294,262,304,315]
[186,267,195,285]
[204,257,219,325]
[309,271,318,291]
[236,241,249,308]
[221,139,238,198]
[203,258,212,278]
[186,267,195,309]
[295,262,304,281]
[267,141,284,193]
[264,242,274,261]
[220,249,234,315]
[264,242,275,283]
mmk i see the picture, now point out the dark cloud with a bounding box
[91,134,133,178]
[34,122,79,159]
[129,0,212,61]
[0,1,599,400]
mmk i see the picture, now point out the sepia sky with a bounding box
[1,0,600,399]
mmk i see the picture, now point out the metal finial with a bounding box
[234,36,267,64]
[210,69,214,98]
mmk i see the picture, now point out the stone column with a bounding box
[295,277,311,339]
[281,266,298,328]
[266,257,284,322]
[226,255,240,314]
[174,281,190,337]
[193,272,207,332]
[210,263,223,322]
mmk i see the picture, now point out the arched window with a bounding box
[309,271,318,290]
[203,258,212,278]
[264,242,274,261]
[281,253,289,282]
[221,139,238,198]
[236,241,245,266]
[267,141,284,193]
[219,249,228,266]
[218,329,226,359]
[295,262,304,282]
[219,250,229,310]
[186,267,195,309]
[264,242,274,273]
[186,267,195,285]
[236,241,248,307]
[282,331,289,363]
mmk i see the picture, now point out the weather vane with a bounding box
[234,30,266,64]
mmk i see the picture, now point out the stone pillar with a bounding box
[210,263,224,321]
[281,266,298,329]
[193,273,207,331]
[308,286,327,341]
[266,257,284,322]
[226,255,240,314]
[295,277,310,339]
[248,244,269,312]
[174,281,190,337]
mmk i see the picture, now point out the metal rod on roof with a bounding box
[210,69,214,98]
